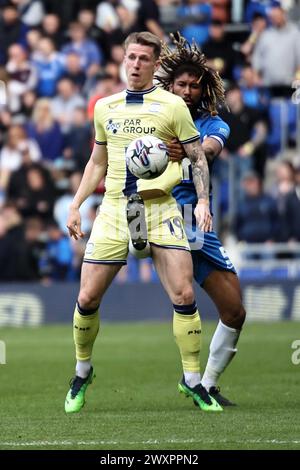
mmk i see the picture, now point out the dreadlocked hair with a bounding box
[156,33,226,116]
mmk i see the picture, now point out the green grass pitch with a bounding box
[0,321,299,450]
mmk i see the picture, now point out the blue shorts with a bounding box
[192,231,236,286]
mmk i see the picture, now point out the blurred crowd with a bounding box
[0,0,300,282]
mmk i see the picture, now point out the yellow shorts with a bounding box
[83,195,190,264]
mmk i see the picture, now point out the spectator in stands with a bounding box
[118,1,139,35]
[44,220,75,280]
[0,108,12,154]
[154,0,179,34]
[42,0,100,27]
[77,8,104,52]
[240,13,267,62]
[211,0,230,23]
[51,77,86,133]
[234,171,278,243]
[61,52,87,91]
[53,171,99,237]
[61,21,103,76]
[293,166,300,240]
[245,0,281,23]
[0,211,6,237]
[136,0,165,39]
[7,157,36,202]
[9,163,57,221]
[87,72,120,120]
[252,4,300,96]
[202,19,237,82]
[239,64,270,112]
[274,159,295,196]
[24,215,47,279]
[95,1,138,58]
[39,13,65,49]
[0,124,41,191]
[177,0,212,46]
[274,161,300,242]
[19,89,37,120]
[0,3,28,65]
[105,61,126,91]
[26,98,64,162]
[294,165,300,194]
[95,0,120,32]
[11,0,45,27]
[33,36,64,97]
[25,27,42,60]
[0,203,39,280]
[287,0,300,22]
[64,107,92,172]
[109,43,127,81]
[6,43,37,114]
[219,85,268,179]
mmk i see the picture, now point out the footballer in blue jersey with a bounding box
[158,34,246,406]
[172,110,232,270]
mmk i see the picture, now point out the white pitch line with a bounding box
[1,438,300,447]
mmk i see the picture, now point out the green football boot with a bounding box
[65,367,95,413]
[178,376,223,412]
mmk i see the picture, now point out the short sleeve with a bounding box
[94,100,107,145]
[172,99,200,144]
[206,120,230,147]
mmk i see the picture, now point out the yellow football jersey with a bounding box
[94,85,199,199]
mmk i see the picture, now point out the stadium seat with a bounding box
[288,101,297,144]
[239,265,289,280]
[267,99,298,155]
[267,99,288,156]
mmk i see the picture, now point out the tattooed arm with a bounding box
[183,139,212,232]
[168,136,222,165]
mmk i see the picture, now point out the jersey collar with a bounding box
[126,85,157,95]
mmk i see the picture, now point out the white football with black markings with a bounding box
[126,135,169,180]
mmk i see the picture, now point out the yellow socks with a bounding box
[73,303,100,361]
[173,302,202,374]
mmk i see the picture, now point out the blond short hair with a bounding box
[124,32,161,60]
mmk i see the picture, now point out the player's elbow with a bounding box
[204,147,216,163]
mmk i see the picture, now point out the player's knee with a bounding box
[78,291,99,311]
[172,286,195,306]
[235,304,246,327]
[222,303,246,329]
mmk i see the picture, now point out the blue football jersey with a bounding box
[172,109,230,216]
[172,110,235,281]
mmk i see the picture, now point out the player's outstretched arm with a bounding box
[183,139,212,232]
[67,143,108,240]
[168,137,222,164]
[202,137,223,164]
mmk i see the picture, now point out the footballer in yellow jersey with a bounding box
[85,85,201,264]
[65,33,222,415]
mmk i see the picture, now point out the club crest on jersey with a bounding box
[85,242,94,255]
[148,102,161,113]
[219,127,229,138]
[106,119,121,134]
